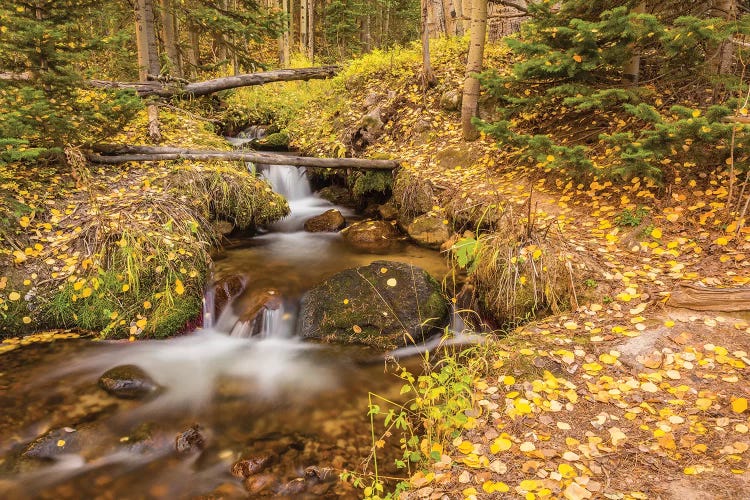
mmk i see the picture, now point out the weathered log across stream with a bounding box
[88,145,400,170]
[87,66,339,98]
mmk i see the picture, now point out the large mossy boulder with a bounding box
[298,261,449,349]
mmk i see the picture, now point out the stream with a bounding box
[0,161,454,498]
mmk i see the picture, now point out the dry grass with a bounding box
[463,207,603,324]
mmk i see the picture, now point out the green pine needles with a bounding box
[477,1,750,183]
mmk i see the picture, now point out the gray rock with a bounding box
[440,89,461,111]
[318,185,355,207]
[304,209,345,232]
[298,261,449,349]
[98,364,158,399]
[407,214,451,249]
[22,427,83,459]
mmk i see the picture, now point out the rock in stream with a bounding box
[298,260,449,349]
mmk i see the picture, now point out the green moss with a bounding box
[351,171,393,198]
[255,131,290,150]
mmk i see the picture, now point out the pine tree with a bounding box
[477,0,749,182]
[0,0,141,162]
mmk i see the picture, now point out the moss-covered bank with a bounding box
[0,107,288,339]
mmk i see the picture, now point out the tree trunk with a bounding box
[279,0,290,66]
[453,0,465,35]
[461,0,487,141]
[159,0,181,77]
[429,0,446,35]
[421,0,436,87]
[187,21,201,77]
[88,66,339,97]
[622,2,645,85]
[443,0,458,36]
[299,0,308,56]
[134,0,161,141]
[307,0,314,61]
[710,0,737,75]
[89,146,400,170]
[361,15,372,53]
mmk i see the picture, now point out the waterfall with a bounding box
[261,165,312,200]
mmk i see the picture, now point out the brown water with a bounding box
[0,165,454,499]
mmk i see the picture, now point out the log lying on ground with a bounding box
[88,146,399,170]
[87,66,339,98]
[667,284,750,312]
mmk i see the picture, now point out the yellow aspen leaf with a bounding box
[563,321,578,330]
[457,440,474,454]
[573,54,583,63]
[599,353,618,364]
[651,227,663,239]
[174,279,185,295]
[666,213,679,222]
[143,301,152,309]
[519,479,539,491]
[81,287,92,298]
[22,316,31,324]
[386,278,397,287]
[122,284,130,292]
[532,248,542,260]
[352,325,362,333]
[731,397,748,414]
[692,109,701,118]
[715,236,729,246]
[564,482,592,500]
[57,440,65,447]
[491,437,513,453]
[136,318,147,328]
[502,375,516,385]
[8,291,21,301]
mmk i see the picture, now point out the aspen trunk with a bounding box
[421,0,436,86]
[159,0,181,77]
[279,0,290,66]
[307,0,314,61]
[622,2,645,85]
[299,0,308,55]
[361,15,372,53]
[134,0,161,141]
[453,0,464,36]
[187,21,201,77]
[461,0,487,141]
[443,0,457,36]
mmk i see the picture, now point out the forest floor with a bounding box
[251,38,750,499]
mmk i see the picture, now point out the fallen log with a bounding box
[87,66,339,98]
[87,146,399,170]
[667,284,750,312]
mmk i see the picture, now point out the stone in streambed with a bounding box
[406,214,451,250]
[98,364,159,399]
[231,454,274,478]
[304,209,345,232]
[22,427,84,459]
[341,220,401,253]
[243,474,277,495]
[175,425,205,454]
[298,261,449,350]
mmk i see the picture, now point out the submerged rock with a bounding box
[243,474,277,495]
[22,427,83,459]
[298,261,449,349]
[175,425,205,454]
[304,209,345,232]
[341,220,401,253]
[231,455,274,478]
[98,364,159,399]
[406,214,451,249]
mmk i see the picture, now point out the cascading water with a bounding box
[0,146,465,498]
